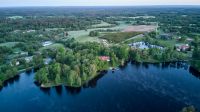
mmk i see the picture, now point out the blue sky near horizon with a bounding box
[0,0,200,7]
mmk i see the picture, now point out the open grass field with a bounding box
[122,25,157,32]
[75,34,105,43]
[39,43,65,51]
[66,21,133,42]
[7,16,23,19]
[91,21,113,28]
[75,35,99,42]
[0,42,19,47]
[100,32,141,43]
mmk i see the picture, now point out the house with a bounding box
[176,44,190,51]
[10,61,20,66]
[25,56,33,63]
[16,61,20,66]
[20,51,28,56]
[44,58,52,65]
[42,41,53,47]
[186,38,194,42]
[99,56,110,61]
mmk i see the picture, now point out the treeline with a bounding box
[130,47,187,63]
[35,38,187,87]
[157,13,200,35]
[0,16,99,38]
[191,37,200,71]
[35,39,129,87]
[0,65,18,87]
[0,46,13,64]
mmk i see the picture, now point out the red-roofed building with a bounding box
[99,56,110,61]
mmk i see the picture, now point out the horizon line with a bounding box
[1,5,200,8]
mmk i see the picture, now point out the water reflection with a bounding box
[65,86,82,95]
[84,73,105,88]
[40,87,51,96]
[64,72,106,95]
[142,62,149,69]
[152,63,161,68]
[25,69,33,76]
[161,62,170,69]
[131,61,141,69]
[2,75,20,88]
[189,66,200,79]
[55,86,63,96]
[169,62,177,68]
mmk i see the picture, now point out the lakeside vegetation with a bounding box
[35,39,129,87]
[191,37,200,71]
[35,37,189,87]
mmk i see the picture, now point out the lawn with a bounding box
[0,42,19,47]
[100,32,141,43]
[39,43,65,51]
[91,21,113,28]
[75,35,101,43]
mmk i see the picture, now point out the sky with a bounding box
[0,0,200,7]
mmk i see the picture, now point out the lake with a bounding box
[0,62,200,112]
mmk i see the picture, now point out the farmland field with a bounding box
[67,21,133,42]
[122,25,157,32]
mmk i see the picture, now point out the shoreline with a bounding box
[39,60,191,88]
[40,70,107,88]
[1,59,198,89]
[0,66,40,88]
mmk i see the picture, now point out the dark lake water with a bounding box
[0,62,200,112]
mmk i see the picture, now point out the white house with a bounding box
[25,56,33,63]
[42,41,53,47]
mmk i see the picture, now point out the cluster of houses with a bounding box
[10,56,52,67]
[128,41,164,50]
[10,41,54,67]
